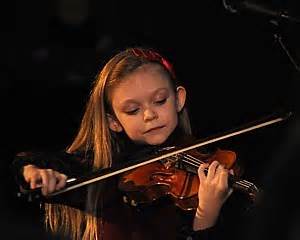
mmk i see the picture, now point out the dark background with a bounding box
[1,0,300,239]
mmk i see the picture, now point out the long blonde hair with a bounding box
[45,47,192,240]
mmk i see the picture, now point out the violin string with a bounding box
[176,154,254,187]
[167,154,206,171]
[234,180,251,188]
[166,153,261,202]
[168,155,256,189]
[178,153,204,166]
[168,155,202,172]
[167,157,254,192]
[167,155,200,168]
[161,156,260,200]
[180,159,199,169]
[237,180,258,190]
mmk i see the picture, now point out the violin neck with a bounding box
[178,157,260,203]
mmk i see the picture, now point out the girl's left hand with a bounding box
[193,160,233,230]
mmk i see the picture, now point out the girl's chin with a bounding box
[143,135,169,146]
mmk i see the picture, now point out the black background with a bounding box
[1,0,300,239]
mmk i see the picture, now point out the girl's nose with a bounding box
[143,108,158,122]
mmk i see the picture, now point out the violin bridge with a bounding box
[160,154,180,169]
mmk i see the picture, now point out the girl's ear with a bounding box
[175,86,186,112]
[106,114,123,132]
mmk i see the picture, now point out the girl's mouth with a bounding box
[144,126,165,134]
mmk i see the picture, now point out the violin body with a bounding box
[118,149,241,211]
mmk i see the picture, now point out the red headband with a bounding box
[131,48,176,79]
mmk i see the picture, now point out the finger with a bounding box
[217,166,229,189]
[29,173,42,189]
[39,170,50,195]
[55,173,67,190]
[198,163,209,182]
[206,161,219,181]
[47,170,58,193]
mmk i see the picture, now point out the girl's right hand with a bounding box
[23,164,67,196]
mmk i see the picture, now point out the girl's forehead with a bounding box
[109,64,173,103]
[120,63,171,87]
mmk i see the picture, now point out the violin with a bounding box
[118,148,257,211]
[18,112,291,206]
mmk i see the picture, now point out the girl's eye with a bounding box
[155,98,167,105]
[125,109,139,115]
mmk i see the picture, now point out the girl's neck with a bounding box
[114,127,194,164]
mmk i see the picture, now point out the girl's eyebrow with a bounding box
[121,99,139,106]
[120,88,169,106]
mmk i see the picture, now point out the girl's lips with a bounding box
[144,126,165,134]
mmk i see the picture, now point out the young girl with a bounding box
[12,47,232,240]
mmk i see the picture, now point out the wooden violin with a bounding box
[118,147,258,210]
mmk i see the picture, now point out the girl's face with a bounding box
[108,64,186,145]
